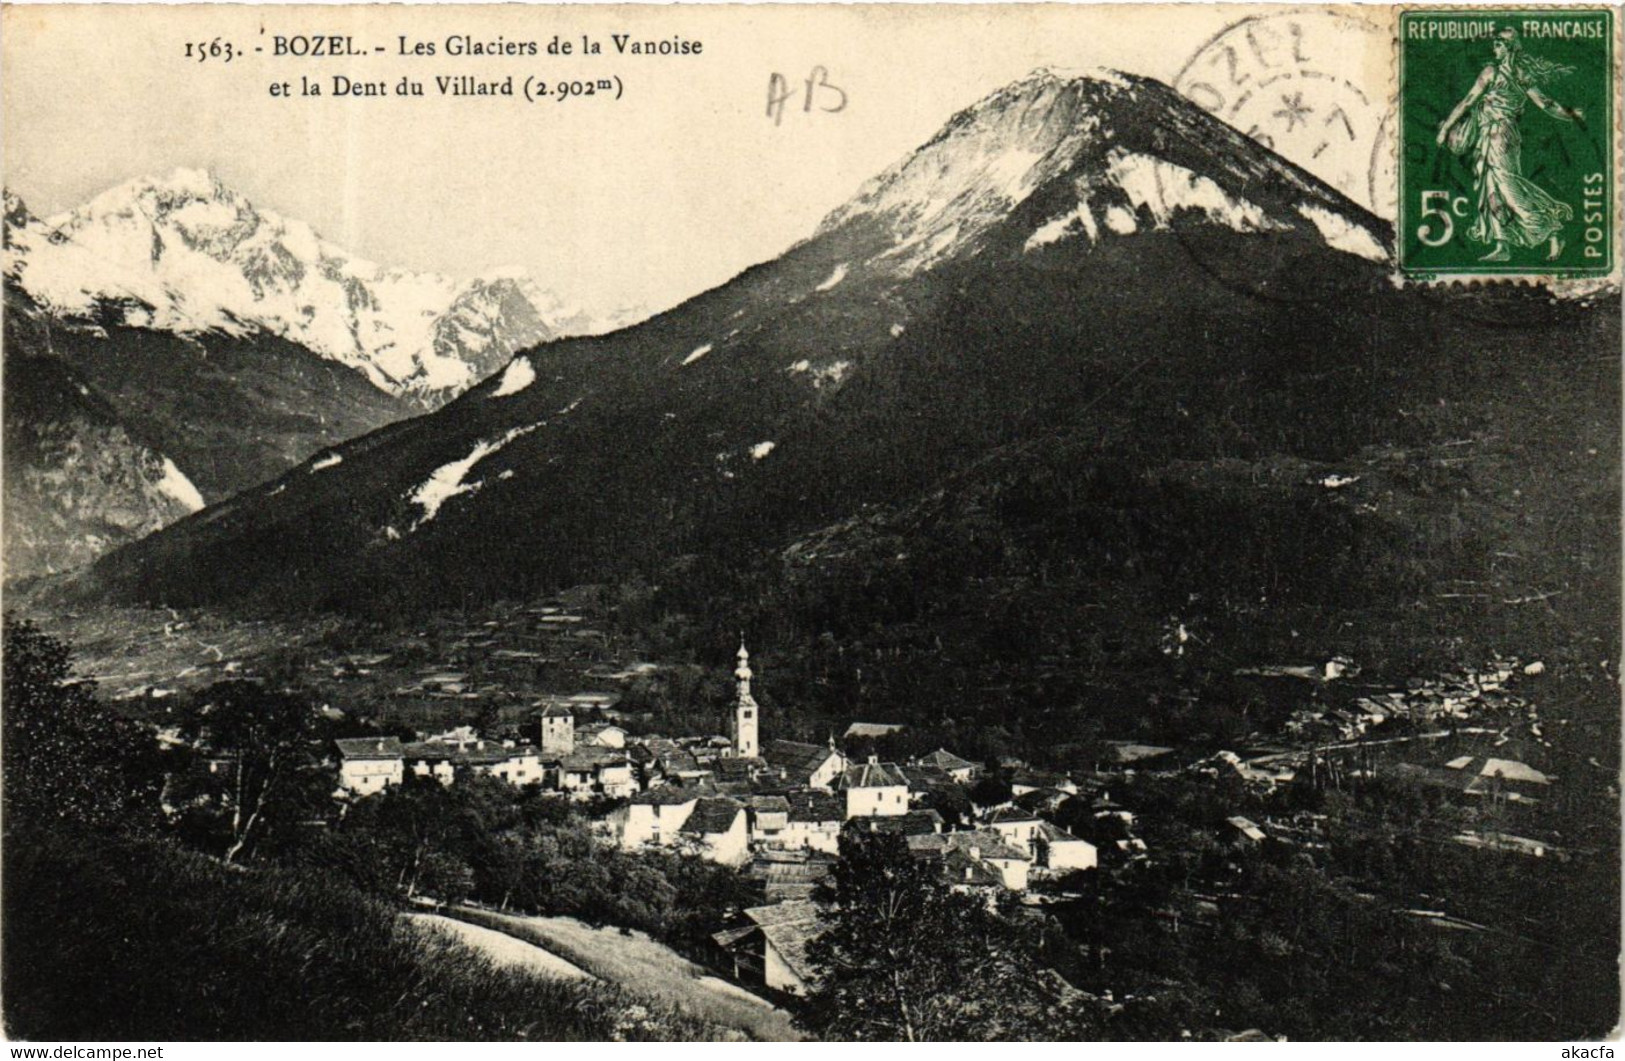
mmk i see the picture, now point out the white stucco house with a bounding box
[335,737,405,796]
[839,759,910,818]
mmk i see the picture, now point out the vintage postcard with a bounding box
[1,1,1620,1045]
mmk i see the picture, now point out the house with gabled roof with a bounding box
[712,901,823,996]
[490,745,546,786]
[844,721,904,741]
[679,796,750,866]
[558,746,636,799]
[745,794,791,845]
[914,748,982,783]
[982,807,1096,873]
[1389,753,1553,806]
[745,850,834,903]
[1227,815,1267,844]
[578,721,627,749]
[942,848,1006,897]
[402,737,543,787]
[1032,820,1097,872]
[1010,768,1078,798]
[710,756,769,791]
[637,737,711,786]
[615,781,716,850]
[839,758,910,818]
[1444,755,1553,800]
[986,806,1045,849]
[762,739,846,790]
[907,829,1031,891]
[846,808,944,838]
[782,790,844,854]
[903,765,970,821]
[335,737,404,796]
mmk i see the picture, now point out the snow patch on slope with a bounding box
[814,361,852,388]
[788,359,852,388]
[1297,204,1388,263]
[155,458,206,512]
[1025,201,1099,251]
[682,343,713,366]
[815,264,848,292]
[491,357,536,397]
[408,424,538,528]
[750,441,777,460]
[1103,206,1138,235]
[310,453,343,473]
[1108,151,1287,233]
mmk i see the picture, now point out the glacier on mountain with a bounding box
[4,171,605,407]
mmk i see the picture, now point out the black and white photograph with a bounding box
[1,1,1620,1044]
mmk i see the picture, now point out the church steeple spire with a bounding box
[732,637,759,758]
[735,638,753,697]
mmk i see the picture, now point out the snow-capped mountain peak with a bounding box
[820,68,1393,273]
[6,170,591,407]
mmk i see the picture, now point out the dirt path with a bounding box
[404,912,592,981]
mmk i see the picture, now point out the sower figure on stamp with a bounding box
[1435,27,1585,261]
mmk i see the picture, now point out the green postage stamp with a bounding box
[1399,8,1616,278]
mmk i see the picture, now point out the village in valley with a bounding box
[332,637,1106,997]
[26,538,1610,1042]
[50,572,1585,1013]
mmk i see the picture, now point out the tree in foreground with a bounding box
[2,616,161,834]
[173,680,319,862]
[801,830,1093,1041]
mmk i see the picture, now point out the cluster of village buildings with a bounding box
[336,644,1104,994]
[333,642,1566,998]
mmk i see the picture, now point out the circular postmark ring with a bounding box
[1175,10,1392,213]
[1142,10,1396,304]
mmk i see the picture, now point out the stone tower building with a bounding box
[539,703,575,756]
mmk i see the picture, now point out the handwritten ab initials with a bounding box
[767,66,847,125]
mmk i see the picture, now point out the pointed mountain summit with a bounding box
[76,69,1532,615]
[814,68,1388,283]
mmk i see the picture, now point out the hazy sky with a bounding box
[3,4,1392,315]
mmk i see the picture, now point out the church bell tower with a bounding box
[732,639,759,759]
